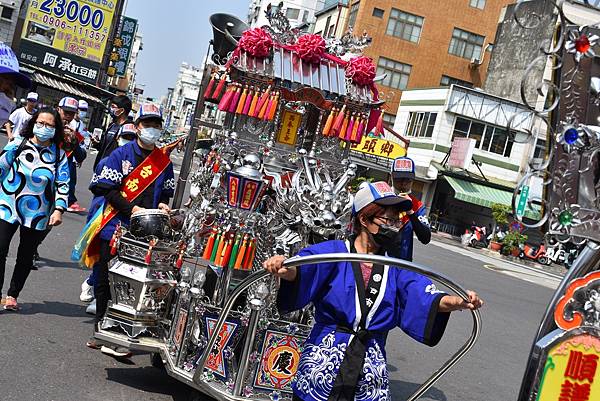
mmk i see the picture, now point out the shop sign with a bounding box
[350,135,407,159]
[448,138,476,169]
[108,16,137,77]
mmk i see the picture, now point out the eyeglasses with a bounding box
[34,122,55,129]
[373,216,401,226]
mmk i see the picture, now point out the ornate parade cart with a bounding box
[95,9,482,401]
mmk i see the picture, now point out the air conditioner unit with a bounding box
[469,57,482,69]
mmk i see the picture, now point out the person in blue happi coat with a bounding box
[264,181,484,401]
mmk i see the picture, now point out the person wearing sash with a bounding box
[79,122,140,307]
[0,108,68,311]
[389,156,431,261]
[83,103,174,357]
[263,181,483,401]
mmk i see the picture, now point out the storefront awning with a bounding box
[32,71,103,104]
[444,176,540,219]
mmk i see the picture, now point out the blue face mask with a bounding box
[33,125,55,142]
[138,127,162,145]
[79,111,87,119]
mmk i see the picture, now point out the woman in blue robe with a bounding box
[264,181,483,401]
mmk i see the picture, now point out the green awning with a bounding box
[445,176,511,208]
[444,176,540,219]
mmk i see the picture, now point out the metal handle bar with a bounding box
[194,253,482,401]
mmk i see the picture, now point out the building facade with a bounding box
[166,62,203,133]
[313,0,349,38]
[0,0,22,44]
[248,0,325,30]
[344,0,513,127]
[393,85,542,236]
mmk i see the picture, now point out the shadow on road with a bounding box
[37,256,82,270]
[106,366,198,400]
[390,379,447,401]
[17,300,87,317]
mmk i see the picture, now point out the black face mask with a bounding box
[369,224,402,254]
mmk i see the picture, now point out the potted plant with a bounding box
[501,231,527,257]
[490,203,510,251]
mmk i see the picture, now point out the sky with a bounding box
[124,0,250,100]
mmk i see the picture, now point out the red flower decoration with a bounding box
[346,56,376,87]
[295,34,326,64]
[239,28,273,58]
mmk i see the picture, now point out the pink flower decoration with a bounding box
[239,28,273,58]
[295,34,326,64]
[346,56,376,87]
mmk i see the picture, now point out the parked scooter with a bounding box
[467,225,488,248]
[519,243,548,265]
[544,242,566,265]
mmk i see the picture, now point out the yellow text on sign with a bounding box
[276,110,301,146]
[350,136,407,159]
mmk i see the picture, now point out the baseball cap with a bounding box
[119,123,137,138]
[26,92,38,102]
[58,96,79,112]
[135,103,163,122]
[0,42,31,88]
[352,181,412,215]
[391,156,416,180]
[78,99,88,110]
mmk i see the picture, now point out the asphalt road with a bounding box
[0,136,558,401]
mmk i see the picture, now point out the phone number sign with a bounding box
[21,0,117,63]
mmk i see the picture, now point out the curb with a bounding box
[430,232,567,277]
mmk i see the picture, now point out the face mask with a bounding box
[368,224,402,253]
[118,137,133,147]
[79,111,87,119]
[138,127,162,145]
[110,107,123,119]
[33,125,56,142]
[0,92,15,125]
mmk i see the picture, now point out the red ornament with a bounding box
[295,34,326,64]
[575,34,591,53]
[239,28,273,58]
[346,56,376,87]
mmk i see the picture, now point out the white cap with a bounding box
[26,92,38,101]
[78,99,88,110]
[58,96,78,112]
[352,181,411,215]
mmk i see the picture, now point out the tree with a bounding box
[491,203,511,242]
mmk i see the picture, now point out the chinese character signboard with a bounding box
[536,334,600,401]
[276,110,301,146]
[19,0,118,84]
[109,15,137,77]
[254,330,306,392]
[350,135,407,159]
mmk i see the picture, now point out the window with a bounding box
[286,7,300,20]
[324,15,332,36]
[440,75,473,88]
[452,116,514,157]
[1,7,14,20]
[469,0,486,9]
[382,113,396,128]
[533,138,547,159]
[348,2,360,27]
[386,8,423,43]
[406,112,437,138]
[373,8,384,18]
[377,57,411,89]
[448,28,485,60]
[329,24,336,36]
[302,10,309,23]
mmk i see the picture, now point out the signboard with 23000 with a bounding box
[18,0,117,84]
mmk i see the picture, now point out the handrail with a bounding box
[193,253,482,401]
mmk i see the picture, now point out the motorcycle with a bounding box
[519,243,548,265]
[467,225,488,248]
[543,243,566,265]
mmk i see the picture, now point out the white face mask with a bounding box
[138,127,162,145]
[0,92,15,126]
